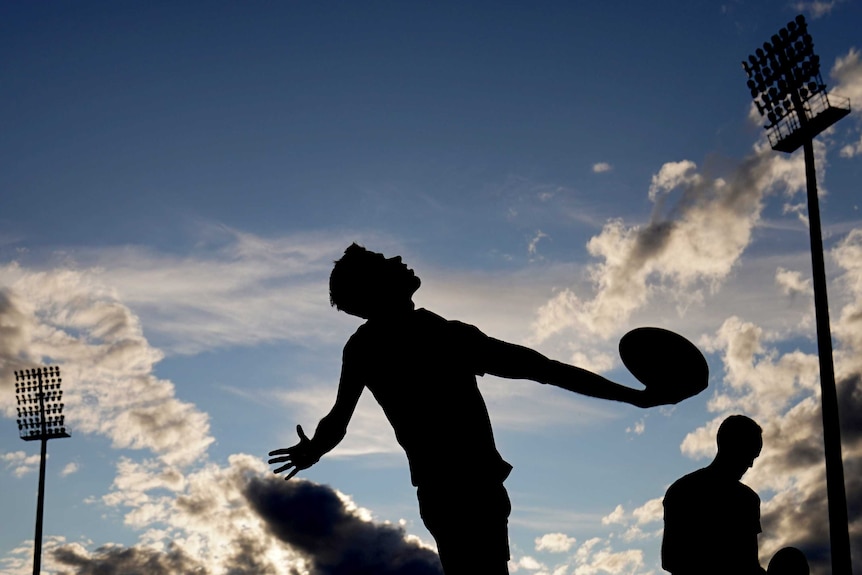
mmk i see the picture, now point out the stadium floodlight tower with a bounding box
[14,366,70,575]
[742,14,852,575]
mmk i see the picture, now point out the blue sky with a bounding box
[1,2,861,574]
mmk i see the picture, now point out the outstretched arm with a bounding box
[268,365,363,479]
[484,338,658,407]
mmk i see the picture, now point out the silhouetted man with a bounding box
[270,243,669,575]
[661,414,767,575]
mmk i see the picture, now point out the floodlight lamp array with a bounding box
[13,366,70,440]
[742,14,825,129]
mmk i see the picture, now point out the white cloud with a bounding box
[626,419,646,435]
[840,135,862,158]
[515,555,545,570]
[601,504,626,526]
[573,538,645,575]
[529,230,549,257]
[1,450,41,477]
[648,160,700,202]
[595,499,663,545]
[775,267,811,298]
[535,532,577,553]
[631,497,663,526]
[60,462,79,476]
[701,316,821,419]
[592,163,613,174]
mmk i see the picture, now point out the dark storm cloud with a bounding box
[52,538,283,575]
[244,475,444,575]
[53,543,210,575]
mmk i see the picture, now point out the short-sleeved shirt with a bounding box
[343,308,512,487]
[662,465,763,575]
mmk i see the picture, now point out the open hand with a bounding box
[268,424,320,480]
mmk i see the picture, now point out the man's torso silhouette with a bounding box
[346,308,512,486]
[662,415,766,575]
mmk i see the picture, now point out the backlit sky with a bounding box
[2,2,861,574]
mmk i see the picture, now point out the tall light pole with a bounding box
[14,366,70,575]
[742,14,852,575]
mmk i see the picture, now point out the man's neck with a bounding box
[707,457,746,482]
[369,301,416,322]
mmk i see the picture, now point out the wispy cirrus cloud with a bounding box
[75,226,369,355]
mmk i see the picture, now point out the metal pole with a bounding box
[33,436,47,575]
[33,368,48,575]
[802,137,852,575]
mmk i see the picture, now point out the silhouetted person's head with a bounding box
[767,547,809,575]
[329,243,421,319]
[714,414,763,480]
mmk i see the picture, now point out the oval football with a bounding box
[618,327,708,404]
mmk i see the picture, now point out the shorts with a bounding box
[417,482,511,574]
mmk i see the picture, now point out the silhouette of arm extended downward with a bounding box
[484,338,660,408]
[268,366,363,479]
